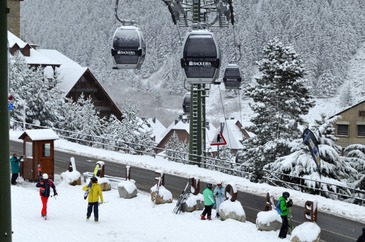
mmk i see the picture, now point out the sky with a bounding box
[9,131,365,242]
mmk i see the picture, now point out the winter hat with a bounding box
[42,173,49,179]
[207,183,213,189]
[91,176,98,183]
[283,192,290,199]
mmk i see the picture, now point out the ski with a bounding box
[288,207,294,234]
[84,164,100,200]
[173,181,191,214]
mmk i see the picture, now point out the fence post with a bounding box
[304,200,317,222]
[126,165,131,181]
[155,171,164,186]
[190,177,200,195]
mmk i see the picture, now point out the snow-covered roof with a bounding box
[18,129,59,141]
[8,31,27,48]
[8,31,87,95]
[162,119,216,148]
[141,117,166,144]
[37,49,81,68]
[56,66,88,94]
[35,48,86,94]
[8,31,62,66]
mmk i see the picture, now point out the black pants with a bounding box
[11,173,18,185]
[87,202,99,221]
[202,205,213,217]
[279,215,289,238]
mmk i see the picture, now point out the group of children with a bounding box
[10,153,103,222]
[34,175,103,221]
[200,181,292,239]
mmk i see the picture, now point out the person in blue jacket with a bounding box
[213,181,225,218]
[10,153,22,185]
[201,183,215,220]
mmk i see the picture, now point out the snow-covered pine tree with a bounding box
[343,143,365,199]
[118,99,154,154]
[266,115,359,200]
[9,53,64,128]
[164,131,188,163]
[56,94,106,145]
[239,37,315,182]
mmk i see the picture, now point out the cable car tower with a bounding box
[163,0,234,165]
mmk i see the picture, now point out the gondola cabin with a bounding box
[182,92,191,114]
[111,26,146,70]
[223,64,242,89]
[180,30,220,84]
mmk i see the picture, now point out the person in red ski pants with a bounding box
[36,173,57,218]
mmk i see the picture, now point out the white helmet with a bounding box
[42,173,49,179]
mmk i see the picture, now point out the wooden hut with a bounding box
[18,129,59,181]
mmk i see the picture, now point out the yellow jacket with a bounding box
[83,183,104,203]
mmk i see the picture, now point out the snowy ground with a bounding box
[9,131,365,242]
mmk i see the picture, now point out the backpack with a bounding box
[275,200,281,214]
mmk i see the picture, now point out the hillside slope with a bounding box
[19,0,365,125]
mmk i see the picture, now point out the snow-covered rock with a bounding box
[118,180,137,199]
[183,193,204,212]
[290,222,321,242]
[150,185,173,204]
[60,170,81,186]
[256,209,282,231]
[99,177,111,191]
[219,200,246,222]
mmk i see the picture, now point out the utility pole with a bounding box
[0,0,13,241]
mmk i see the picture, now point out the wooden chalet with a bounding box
[155,119,190,153]
[155,118,249,156]
[8,31,123,121]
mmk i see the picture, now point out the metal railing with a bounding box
[11,120,365,206]
[263,170,365,205]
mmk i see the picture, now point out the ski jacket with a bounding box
[83,183,104,203]
[10,156,21,174]
[213,186,225,199]
[36,179,56,198]
[203,188,215,206]
[278,196,289,216]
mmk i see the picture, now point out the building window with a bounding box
[358,125,365,137]
[359,111,365,117]
[42,143,51,157]
[337,124,349,136]
[25,142,33,158]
